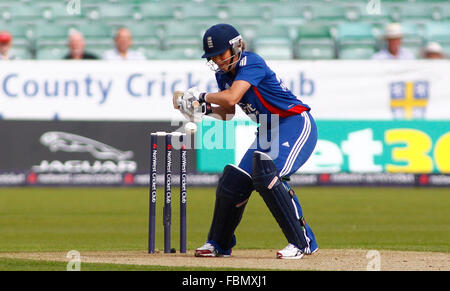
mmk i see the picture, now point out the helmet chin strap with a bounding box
[216,48,242,74]
[226,49,236,73]
[206,46,242,74]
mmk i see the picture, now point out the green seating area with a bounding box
[0,0,449,60]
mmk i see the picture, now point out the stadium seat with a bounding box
[33,0,72,2]
[336,22,376,45]
[157,47,203,60]
[36,45,69,60]
[225,3,270,26]
[338,44,376,59]
[268,2,305,26]
[389,3,441,22]
[9,46,32,60]
[253,24,294,60]
[40,2,85,25]
[295,23,335,59]
[76,23,114,45]
[108,0,144,3]
[134,2,178,23]
[424,22,450,43]
[296,43,335,60]
[125,23,163,49]
[2,0,448,61]
[1,5,44,24]
[90,3,136,24]
[402,22,424,37]
[440,43,450,55]
[255,43,293,60]
[179,3,223,24]
[254,24,294,43]
[336,23,376,59]
[357,2,393,24]
[297,23,333,39]
[302,3,349,23]
[162,22,203,50]
[241,0,281,3]
[440,4,450,21]
[33,25,73,49]
[142,47,163,60]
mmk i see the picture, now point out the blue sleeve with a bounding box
[234,55,266,87]
[215,73,225,91]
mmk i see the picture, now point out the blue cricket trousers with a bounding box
[238,111,317,177]
[237,111,318,251]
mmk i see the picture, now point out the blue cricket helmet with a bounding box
[202,24,241,59]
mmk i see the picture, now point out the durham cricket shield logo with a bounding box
[390,81,429,120]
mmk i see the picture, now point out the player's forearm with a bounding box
[205,90,240,109]
[211,105,235,120]
[204,80,251,109]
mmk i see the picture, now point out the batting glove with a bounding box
[186,87,207,104]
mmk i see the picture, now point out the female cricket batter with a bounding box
[176,24,318,259]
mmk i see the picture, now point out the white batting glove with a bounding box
[186,87,207,104]
[173,88,210,122]
[173,91,204,122]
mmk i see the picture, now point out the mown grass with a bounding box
[0,186,448,270]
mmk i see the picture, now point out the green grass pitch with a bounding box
[0,186,449,270]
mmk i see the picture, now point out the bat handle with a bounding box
[173,91,184,109]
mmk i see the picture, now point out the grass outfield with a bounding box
[0,257,261,271]
[0,186,449,270]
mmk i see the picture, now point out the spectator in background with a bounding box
[372,23,415,60]
[64,30,98,60]
[102,27,146,60]
[0,31,15,60]
[422,42,445,59]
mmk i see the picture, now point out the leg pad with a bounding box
[252,151,308,249]
[207,165,254,252]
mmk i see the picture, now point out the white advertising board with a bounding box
[1,60,449,120]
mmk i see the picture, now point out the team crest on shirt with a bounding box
[239,102,258,115]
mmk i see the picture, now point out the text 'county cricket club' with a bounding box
[148,132,187,254]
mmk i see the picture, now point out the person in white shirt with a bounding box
[372,23,415,60]
[102,27,146,60]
